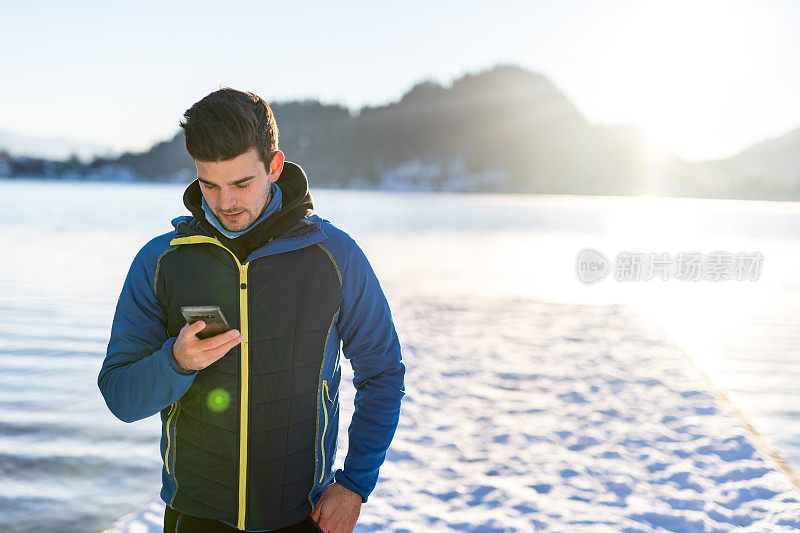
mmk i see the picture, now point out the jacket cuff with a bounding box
[334,469,368,503]
[160,337,198,376]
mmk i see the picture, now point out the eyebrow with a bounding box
[197,175,256,186]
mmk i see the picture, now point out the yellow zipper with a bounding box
[164,402,177,475]
[319,379,333,482]
[237,261,249,529]
[169,235,250,530]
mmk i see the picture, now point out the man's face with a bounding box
[195,148,284,232]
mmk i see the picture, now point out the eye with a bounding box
[201,183,216,190]
[236,182,251,189]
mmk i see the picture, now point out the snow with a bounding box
[103,295,800,532]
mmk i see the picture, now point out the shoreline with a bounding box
[3,175,800,204]
[658,324,800,493]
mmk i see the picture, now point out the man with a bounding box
[98,88,406,533]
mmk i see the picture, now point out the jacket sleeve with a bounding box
[333,239,406,503]
[98,241,198,423]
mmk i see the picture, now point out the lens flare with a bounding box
[207,388,231,413]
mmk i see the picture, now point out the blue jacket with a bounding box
[98,169,405,529]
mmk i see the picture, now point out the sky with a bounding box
[0,0,798,163]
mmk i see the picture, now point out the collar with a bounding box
[179,160,316,248]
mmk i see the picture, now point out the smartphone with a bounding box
[180,306,232,339]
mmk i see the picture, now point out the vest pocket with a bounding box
[318,380,333,483]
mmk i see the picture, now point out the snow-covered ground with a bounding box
[105,295,800,532]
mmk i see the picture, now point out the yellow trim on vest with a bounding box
[164,402,177,475]
[314,308,338,490]
[319,379,333,483]
[168,234,251,530]
[169,235,223,247]
[154,246,179,295]
[316,243,342,285]
[169,401,181,507]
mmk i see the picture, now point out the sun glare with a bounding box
[589,1,764,162]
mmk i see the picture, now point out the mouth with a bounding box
[222,211,245,221]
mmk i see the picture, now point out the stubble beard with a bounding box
[220,184,271,232]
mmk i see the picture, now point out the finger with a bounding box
[204,332,244,362]
[178,321,202,341]
[185,320,205,336]
[199,328,241,351]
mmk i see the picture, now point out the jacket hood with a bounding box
[171,161,315,247]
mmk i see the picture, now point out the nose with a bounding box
[220,189,239,211]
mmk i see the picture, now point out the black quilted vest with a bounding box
[156,214,341,530]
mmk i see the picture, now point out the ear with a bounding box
[267,151,285,183]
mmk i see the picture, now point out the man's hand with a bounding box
[310,482,362,533]
[172,320,243,372]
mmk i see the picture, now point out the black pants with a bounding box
[164,505,324,533]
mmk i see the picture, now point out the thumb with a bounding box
[190,320,205,333]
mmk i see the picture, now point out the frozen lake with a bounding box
[0,179,798,531]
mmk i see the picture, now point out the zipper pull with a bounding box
[323,380,333,403]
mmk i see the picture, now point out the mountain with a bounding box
[2,64,798,200]
[689,127,800,199]
[84,64,671,195]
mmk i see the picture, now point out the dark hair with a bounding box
[179,87,279,167]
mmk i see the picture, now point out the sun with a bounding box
[582,1,764,162]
